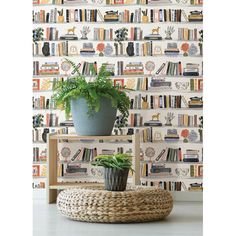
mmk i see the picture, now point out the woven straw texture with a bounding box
[57,185,173,223]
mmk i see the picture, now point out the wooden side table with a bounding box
[46,133,140,203]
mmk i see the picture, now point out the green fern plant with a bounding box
[91,153,134,172]
[53,59,130,120]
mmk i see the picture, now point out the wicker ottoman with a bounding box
[57,186,173,223]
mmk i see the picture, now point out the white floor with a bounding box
[33,199,203,236]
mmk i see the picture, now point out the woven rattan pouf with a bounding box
[57,185,173,223]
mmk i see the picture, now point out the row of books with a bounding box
[33,42,69,57]
[37,26,201,42]
[156,147,182,162]
[33,164,46,177]
[105,9,186,23]
[130,113,143,127]
[190,78,203,91]
[33,129,46,142]
[34,0,202,6]
[33,60,202,77]
[33,61,60,75]
[178,114,199,127]
[61,147,98,162]
[32,182,45,189]
[190,164,203,177]
[178,28,198,41]
[142,181,185,191]
[32,96,56,110]
[149,95,184,109]
[33,147,47,162]
[33,9,103,23]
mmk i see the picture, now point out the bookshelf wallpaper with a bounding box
[32,0,203,194]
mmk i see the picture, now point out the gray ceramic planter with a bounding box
[104,168,129,191]
[71,97,117,136]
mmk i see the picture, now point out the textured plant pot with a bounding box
[71,97,117,136]
[104,168,129,191]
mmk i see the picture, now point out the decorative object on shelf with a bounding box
[114,115,128,135]
[145,61,155,75]
[153,132,163,141]
[144,113,162,126]
[33,114,44,128]
[80,26,91,40]
[189,43,198,56]
[91,153,133,191]
[165,112,175,126]
[181,129,189,143]
[68,26,76,35]
[175,0,188,4]
[61,60,71,75]
[127,128,134,136]
[41,79,51,91]
[114,79,124,88]
[90,168,103,177]
[61,147,71,160]
[32,165,40,177]
[53,59,130,135]
[181,43,189,56]
[126,42,135,56]
[141,96,148,109]
[175,82,189,90]
[60,27,78,40]
[188,130,198,142]
[198,30,203,56]
[32,79,40,91]
[80,43,95,55]
[69,45,79,55]
[198,116,203,142]
[165,26,175,40]
[142,9,149,23]
[164,43,180,56]
[153,45,162,55]
[144,27,162,40]
[114,28,128,43]
[104,43,113,56]
[175,168,189,177]
[33,27,44,43]
[42,128,50,143]
[145,147,155,159]
[97,43,105,56]
[125,78,136,90]
[42,42,50,56]
[57,9,64,23]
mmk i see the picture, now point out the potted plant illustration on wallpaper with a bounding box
[53,59,130,136]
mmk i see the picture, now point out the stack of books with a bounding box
[183,63,199,76]
[188,183,203,191]
[164,43,180,56]
[80,43,95,55]
[123,62,144,75]
[39,62,60,75]
[188,97,203,108]
[104,11,119,22]
[183,149,199,162]
[164,129,180,141]
[188,11,203,22]
[149,78,172,90]
[150,164,172,176]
